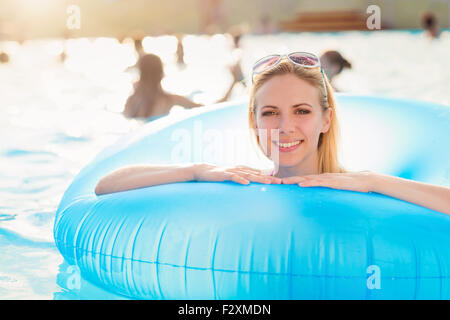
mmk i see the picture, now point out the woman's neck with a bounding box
[138,78,163,91]
[274,151,320,178]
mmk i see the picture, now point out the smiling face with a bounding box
[253,73,332,177]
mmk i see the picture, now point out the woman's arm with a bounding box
[216,63,242,103]
[95,163,281,195]
[216,80,238,103]
[281,172,450,215]
[95,164,196,195]
[169,94,203,109]
[369,173,450,215]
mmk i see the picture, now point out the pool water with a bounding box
[0,30,449,299]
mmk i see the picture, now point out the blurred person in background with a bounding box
[59,30,72,63]
[199,0,228,34]
[320,50,352,91]
[0,51,9,64]
[123,53,241,120]
[227,25,246,85]
[175,34,185,67]
[421,12,440,39]
[0,23,10,64]
[256,14,278,34]
[130,30,146,58]
[134,38,145,58]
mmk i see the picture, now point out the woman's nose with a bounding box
[279,115,297,134]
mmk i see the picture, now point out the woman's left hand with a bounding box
[281,171,375,193]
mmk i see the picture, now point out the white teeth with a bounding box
[277,140,302,148]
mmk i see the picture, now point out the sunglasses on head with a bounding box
[251,51,328,100]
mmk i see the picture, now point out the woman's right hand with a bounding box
[193,163,281,185]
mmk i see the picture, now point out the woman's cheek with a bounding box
[300,118,321,141]
[258,117,279,131]
[256,120,277,155]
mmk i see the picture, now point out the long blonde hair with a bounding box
[248,59,345,173]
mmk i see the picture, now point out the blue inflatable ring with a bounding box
[54,94,450,299]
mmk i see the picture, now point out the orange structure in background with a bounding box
[279,10,375,32]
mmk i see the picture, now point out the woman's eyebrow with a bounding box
[260,103,313,110]
[292,103,313,108]
[260,105,278,109]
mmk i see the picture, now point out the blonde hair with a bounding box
[249,59,345,174]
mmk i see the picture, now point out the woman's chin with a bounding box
[275,156,304,169]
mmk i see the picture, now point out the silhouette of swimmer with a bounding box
[421,12,440,39]
[256,14,278,34]
[175,34,185,66]
[320,50,352,91]
[227,26,245,84]
[124,53,240,120]
[134,38,145,58]
[0,51,9,64]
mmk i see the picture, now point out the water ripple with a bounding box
[1,149,57,158]
[0,228,55,249]
[0,214,16,222]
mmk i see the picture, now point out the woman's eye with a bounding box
[262,111,277,116]
[296,109,310,115]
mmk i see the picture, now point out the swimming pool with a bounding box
[0,30,449,299]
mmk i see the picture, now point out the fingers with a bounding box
[233,166,262,175]
[211,169,351,190]
[238,172,268,184]
[298,178,340,189]
[256,174,282,184]
[201,165,281,185]
[235,171,278,184]
[281,174,335,188]
[224,168,282,185]
[228,173,250,185]
[228,166,281,184]
[298,179,323,187]
[282,173,338,184]
[267,176,282,184]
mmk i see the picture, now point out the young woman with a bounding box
[123,53,241,120]
[98,52,450,215]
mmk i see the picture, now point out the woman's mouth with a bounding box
[274,140,304,152]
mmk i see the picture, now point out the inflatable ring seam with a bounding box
[53,196,95,248]
[50,242,450,280]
